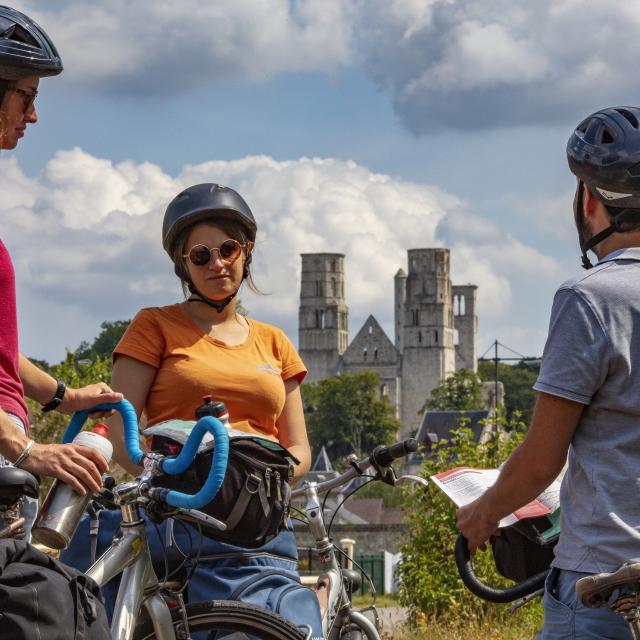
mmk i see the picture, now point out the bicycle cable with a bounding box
[326,476,376,538]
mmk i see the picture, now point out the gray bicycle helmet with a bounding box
[0,6,63,80]
[162,183,257,257]
[567,106,640,268]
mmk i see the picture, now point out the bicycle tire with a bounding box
[133,599,307,640]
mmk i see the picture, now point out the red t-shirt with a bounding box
[0,240,28,428]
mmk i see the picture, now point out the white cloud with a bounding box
[2,149,562,362]
[22,0,640,131]
[25,0,353,94]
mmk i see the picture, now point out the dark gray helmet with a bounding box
[162,183,257,256]
[567,106,640,268]
[0,5,63,80]
[567,106,640,208]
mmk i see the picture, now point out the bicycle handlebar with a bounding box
[63,399,144,465]
[158,415,229,509]
[370,438,418,467]
[454,534,548,603]
[64,400,230,510]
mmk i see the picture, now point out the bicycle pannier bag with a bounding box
[492,515,558,582]
[146,422,298,548]
[0,538,110,640]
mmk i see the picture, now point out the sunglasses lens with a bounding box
[219,240,241,262]
[189,246,211,266]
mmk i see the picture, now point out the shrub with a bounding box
[397,413,543,630]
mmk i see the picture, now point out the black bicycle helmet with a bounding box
[162,183,257,256]
[567,106,640,268]
[0,6,63,80]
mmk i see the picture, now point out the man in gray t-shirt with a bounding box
[457,107,640,639]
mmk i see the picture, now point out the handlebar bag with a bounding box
[492,515,558,582]
[0,538,110,639]
[145,422,298,548]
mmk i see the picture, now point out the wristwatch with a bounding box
[41,379,66,413]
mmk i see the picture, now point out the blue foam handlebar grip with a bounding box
[63,399,144,465]
[161,415,229,510]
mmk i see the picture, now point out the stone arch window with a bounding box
[374,348,378,360]
[380,383,388,397]
[434,329,439,344]
[363,347,368,361]
[315,280,323,297]
[412,309,419,326]
[331,277,338,297]
[368,325,373,335]
[315,309,325,329]
[418,331,422,343]
[331,259,336,271]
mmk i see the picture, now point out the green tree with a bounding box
[397,414,543,628]
[75,319,131,361]
[421,369,484,413]
[478,360,539,423]
[301,371,400,461]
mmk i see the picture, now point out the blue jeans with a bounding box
[537,568,632,639]
[0,413,38,540]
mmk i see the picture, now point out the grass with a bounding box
[390,616,541,640]
[351,593,543,640]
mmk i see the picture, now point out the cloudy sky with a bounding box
[5,0,639,363]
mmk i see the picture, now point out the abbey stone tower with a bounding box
[298,249,478,439]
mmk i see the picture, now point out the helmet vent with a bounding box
[3,24,35,46]
[601,127,615,144]
[616,108,639,129]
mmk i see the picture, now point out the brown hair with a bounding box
[169,218,260,297]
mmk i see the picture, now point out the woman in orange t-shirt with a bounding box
[95,183,322,633]
[109,183,311,478]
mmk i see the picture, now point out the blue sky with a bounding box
[5,0,639,363]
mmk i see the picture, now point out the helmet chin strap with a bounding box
[575,180,617,270]
[187,282,237,313]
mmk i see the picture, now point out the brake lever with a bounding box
[395,474,429,489]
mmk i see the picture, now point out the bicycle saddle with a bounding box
[576,562,640,608]
[0,467,39,500]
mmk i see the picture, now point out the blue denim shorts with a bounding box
[537,567,632,639]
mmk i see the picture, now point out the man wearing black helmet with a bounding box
[0,5,122,531]
[457,107,640,638]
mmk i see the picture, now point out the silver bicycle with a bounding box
[16,400,309,640]
[292,438,426,640]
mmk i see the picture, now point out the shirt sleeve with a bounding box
[113,308,165,369]
[278,330,307,383]
[534,288,610,404]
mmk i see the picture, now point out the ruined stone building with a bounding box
[298,249,478,439]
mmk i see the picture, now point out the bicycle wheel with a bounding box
[134,600,307,640]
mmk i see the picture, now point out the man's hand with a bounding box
[456,497,500,553]
[58,383,123,418]
[24,442,108,494]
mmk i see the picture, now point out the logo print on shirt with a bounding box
[257,364,281,376]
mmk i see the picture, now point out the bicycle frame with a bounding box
[85,480,177,640]
[299,480,379,640]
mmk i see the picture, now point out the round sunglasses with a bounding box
[183,239,248,267]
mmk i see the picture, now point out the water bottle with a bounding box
[196,395,231,430]
[32,423,113,550]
